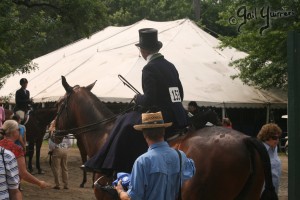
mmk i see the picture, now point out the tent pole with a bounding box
[222,102,226,119]
[266,103,270,123]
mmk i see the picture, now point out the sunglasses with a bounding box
[271,136,280,140]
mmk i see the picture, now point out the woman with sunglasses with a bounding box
[257,123,282,194]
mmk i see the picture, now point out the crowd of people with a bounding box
[0,27,284,199]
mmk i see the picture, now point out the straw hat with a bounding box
[134,111,172,131]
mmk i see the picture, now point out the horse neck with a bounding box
[69,98,115,158]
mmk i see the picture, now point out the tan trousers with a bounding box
[51,148,68,188]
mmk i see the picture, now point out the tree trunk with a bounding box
[193,0,201,20]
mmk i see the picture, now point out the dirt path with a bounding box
[22,143,96,200]
[22,143,288,200]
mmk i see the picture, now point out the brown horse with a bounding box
[53,76,277,200]
[5,106,57,174]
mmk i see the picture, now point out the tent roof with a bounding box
[0,19,287,108]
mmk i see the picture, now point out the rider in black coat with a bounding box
[15,78,31,112]
[135,30,188,137]
[85,28,188,173]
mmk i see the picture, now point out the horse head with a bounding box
[61,75,97,93]
[53,76,102,145]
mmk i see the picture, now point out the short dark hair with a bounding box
[188,101,198,107]
[143,127,165,141]
[20,78,28,85]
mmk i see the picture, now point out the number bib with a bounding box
[169,87,182,102]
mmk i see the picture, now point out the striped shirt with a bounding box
[0,147,20,200]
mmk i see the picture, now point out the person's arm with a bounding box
[135,65,158,107]
[8,188,22,200]
[4,150,22,199]
[115,180,131,200]
[16,156,49,188]
[18,133,26,152]
[180,151,196,181]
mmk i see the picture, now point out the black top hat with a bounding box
[135,28,163,51]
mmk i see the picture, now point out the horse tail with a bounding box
[241,137,278,200]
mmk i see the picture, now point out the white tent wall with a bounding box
[0,19,287,112]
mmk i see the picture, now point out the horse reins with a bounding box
[54,89,136,138]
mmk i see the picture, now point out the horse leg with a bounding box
[35,140,44,174]
[27,141,35,173]
[77,138,87,188]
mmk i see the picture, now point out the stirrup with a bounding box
[94,176,118,198]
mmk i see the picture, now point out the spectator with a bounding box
[257,123,282,194]
[12,114,27,153]
[48,119,71,190]
[187,101,201,116]
[0,146,22,200]
[0,120,50,189]
[222,118,232,129]
[115,111,195,199]
[187,101,221,130]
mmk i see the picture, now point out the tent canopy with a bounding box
[0,19,287,108]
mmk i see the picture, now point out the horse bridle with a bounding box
[53,86,135,139]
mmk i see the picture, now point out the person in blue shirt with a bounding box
[115,111,195,200]
[257,123,282,194]
[12,114,27,153]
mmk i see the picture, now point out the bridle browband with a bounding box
[53,86,135,138]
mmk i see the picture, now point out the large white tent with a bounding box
[0,18,287,108]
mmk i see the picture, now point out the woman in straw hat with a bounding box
[115,112,195,200]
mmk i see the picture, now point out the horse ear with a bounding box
[61,76,73,93]
[86,80,97,91]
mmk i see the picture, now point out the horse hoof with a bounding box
[80,184,84,188]
[38,169,45,174]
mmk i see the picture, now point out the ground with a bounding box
[22,142,288,200]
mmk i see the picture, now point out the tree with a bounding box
[218,0,300,90]
[0,0,108,87]
[103,0,194,26]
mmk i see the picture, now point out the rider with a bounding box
[14,78,33,122]
[84,28,188,174]
[187,101,222,130]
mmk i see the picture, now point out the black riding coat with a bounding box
[135,54,188,131]
[15,88,30,111]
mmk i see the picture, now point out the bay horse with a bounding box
[5,106,57,174]
[54,76,277,200]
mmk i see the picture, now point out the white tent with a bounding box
[0,19,287,108]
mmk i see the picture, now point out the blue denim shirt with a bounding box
[127,141,195,200]
[263,143,281,194]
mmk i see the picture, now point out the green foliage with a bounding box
[0,0,108,87]
[218,0,299,89]
[103,0,194,26]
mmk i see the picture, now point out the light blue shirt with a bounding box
[15,125,26,147]
[127,141,195,200]
[263,143,281,194]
